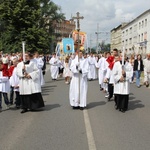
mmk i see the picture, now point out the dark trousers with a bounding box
[10,86,14,104]
[0,92,10,108]
[108,84,114,99]
[15,91,21,107]
[114,94,129,111]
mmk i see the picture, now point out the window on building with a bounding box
[145,19,147,27]
[142,21,144,28]
[126,29,128,35]
[129,38,132,44]
[139,35,140,42]
[139,22,141,29]
[130,27,132,34]
[126,39,128,45]
[141,33,143,41]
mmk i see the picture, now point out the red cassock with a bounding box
[8,65,15,77]
[2,64,9,77]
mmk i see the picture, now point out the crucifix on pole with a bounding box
[72,12,84,52]
[72,12,84,106]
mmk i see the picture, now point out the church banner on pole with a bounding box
[62,38,75,54]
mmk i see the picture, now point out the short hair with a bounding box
[113,48,118,52]
[28,53,34,58]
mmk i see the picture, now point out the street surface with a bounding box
[0,65,150,150]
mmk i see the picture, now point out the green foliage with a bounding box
[0,0,65,54]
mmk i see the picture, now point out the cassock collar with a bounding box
[24,60,30,64]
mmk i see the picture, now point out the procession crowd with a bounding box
[49,49,150,113]
[0,49,150,114]
[0,52,45,113]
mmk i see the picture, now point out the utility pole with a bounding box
[72,12,84,52]
[90,34,92,53]
[95,23,99,53]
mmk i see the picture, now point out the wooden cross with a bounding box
[72,12,84,51]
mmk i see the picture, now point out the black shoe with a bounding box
[119,109,125,113]
[21,109,28,114]
[146,83,149,87]
[72,106,80,109]
[100,88,103,91]
[80,107,84,110]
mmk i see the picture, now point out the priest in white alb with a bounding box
[69,51,89,110]
[16,53,45,113]
[88,53,97,80]
[49,53,59,80]
[113,55,133,113]
[97,54,107,91]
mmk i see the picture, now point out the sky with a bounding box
[52,0,150,47]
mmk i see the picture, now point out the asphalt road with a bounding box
[0,67,150,150]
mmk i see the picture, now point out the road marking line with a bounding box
[83,109,97,150]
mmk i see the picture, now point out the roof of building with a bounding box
[122,9,150,29]
[111,23,127,32]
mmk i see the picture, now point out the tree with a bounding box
[40,0,65,53]
[0,0,65,53]
[99,41,110,52]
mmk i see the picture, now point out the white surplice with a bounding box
[69,56,89,107]
[88,56,97,79]
[16,61,41,95]
[0,72,10,93]
[97,57,107,88]
[34,57,45,86]
[143,59,150,82]
[113,61,133,95]
[10,67,20,92]
[49,57,59,79]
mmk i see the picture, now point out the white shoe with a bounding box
[105,95,109,98]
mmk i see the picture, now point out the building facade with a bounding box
[122,9,150,56]
[111,24,125,51]
[53,19,76,42]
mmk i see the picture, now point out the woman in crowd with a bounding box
[133,54,144,88]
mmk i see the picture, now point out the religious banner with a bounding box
[72,30,86,46]
[55,42,63,57]
[62,38,75,54]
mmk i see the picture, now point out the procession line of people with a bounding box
[48,49,136,113]
[0,52,45,113]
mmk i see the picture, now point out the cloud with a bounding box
[52,0,150,45]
